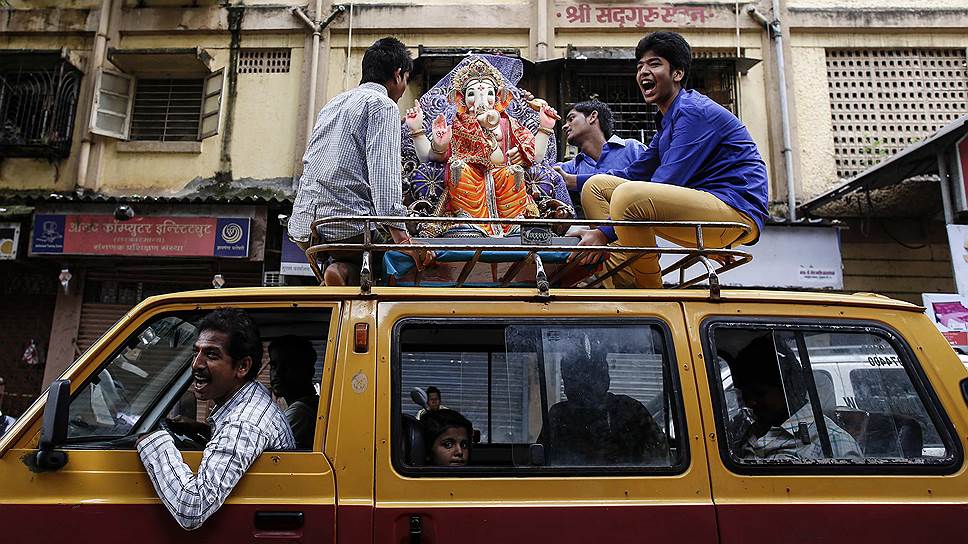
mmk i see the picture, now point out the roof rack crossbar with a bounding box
[501,251,535,287]
[456,249,484,287]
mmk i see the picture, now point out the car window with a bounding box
[65,308,332,451]
[395,320,684,473]
[708,324,956,468]
[67,314,199,446]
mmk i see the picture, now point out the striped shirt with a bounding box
[740,405,861,461]
[289,82,407,243]
[137,381,295,530]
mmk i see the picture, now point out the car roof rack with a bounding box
[303,215,753,301]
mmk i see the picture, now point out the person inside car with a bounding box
[269,335,320,449]
[137,308,295,530]
[539,344,667,466]
[729,334,861,461]
[421,409,472,466]
[416,386,449,420]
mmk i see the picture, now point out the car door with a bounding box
[0,299,341,543]
[685,299,968,543]
[372,298,717,543]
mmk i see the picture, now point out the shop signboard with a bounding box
[281,234,312,276]
[0,223,20,260]
[29,214,250,258]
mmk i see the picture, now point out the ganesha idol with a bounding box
[402,55,574,237]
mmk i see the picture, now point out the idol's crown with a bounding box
[451,56,504,93]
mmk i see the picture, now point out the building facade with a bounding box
[1,0,966,416]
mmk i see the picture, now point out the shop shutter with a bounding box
[400,352,526,443]
[76,303,131,354]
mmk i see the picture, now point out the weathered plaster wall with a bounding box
[93,33,306,193]
[790,0,968,8]
[789,30,968,199]
[790,46,837,199]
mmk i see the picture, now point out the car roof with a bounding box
[129,286,922,313]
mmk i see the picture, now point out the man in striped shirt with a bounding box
[289,36,433,285]
[137,309,295,530]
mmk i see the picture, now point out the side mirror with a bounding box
[25,379,70,472]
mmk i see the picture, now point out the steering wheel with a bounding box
[158,419,208,450]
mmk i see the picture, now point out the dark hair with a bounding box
[269,335,316,378]
[421,409,472,458]
[572,100,614,140]
[198,308,263,381]
[361,37,413,85]
[426,386,441,399]
[731,334,808,412]
[635,31,692,86]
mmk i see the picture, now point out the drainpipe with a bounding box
[293,4,346,141]
[748,2,797,222]
[536,0,549,60]
[76,0,113,190]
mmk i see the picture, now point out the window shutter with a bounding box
[198,68,224,139]
[90,69,134,140]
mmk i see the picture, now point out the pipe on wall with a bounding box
[536,0,550,60]
[76,0,113,190]
[293,5,322,141]
[748,2,797,222]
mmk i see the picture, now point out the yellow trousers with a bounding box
[580,175,759,289]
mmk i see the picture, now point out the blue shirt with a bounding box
[577,89,769,242]
[558,135,649,177]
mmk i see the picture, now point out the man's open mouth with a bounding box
[193,374,211,392]
[640,79,657,92]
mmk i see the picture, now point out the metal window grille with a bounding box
[238,49,292,74]
[129,78,203,142]
[0,56,81,159]
[562,59,738,144]
[827,49,968,180]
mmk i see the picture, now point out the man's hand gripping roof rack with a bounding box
[304,216,753,300]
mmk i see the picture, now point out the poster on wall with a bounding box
[922,293,968,348]
[29,214,250,258]
[945,224,968,296]
[0,223,20,260]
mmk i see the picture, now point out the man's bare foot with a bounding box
[323,263,358,286]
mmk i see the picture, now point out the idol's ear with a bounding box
[448,89,460,105]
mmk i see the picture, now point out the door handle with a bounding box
[409,514,423,544]
[254,511,305,531]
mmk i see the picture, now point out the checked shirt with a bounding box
[289,82,407,243]
[137,381,295,530]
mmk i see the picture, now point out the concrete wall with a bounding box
[3,0,967,205]
[789,29,968,199]
[840,219,954,304]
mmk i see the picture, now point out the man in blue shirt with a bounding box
[555,100,649,179]
[558,32,769,289]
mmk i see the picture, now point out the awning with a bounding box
[798,114,968,217]
[412,46,529,75]
[107,47,214,76]
[550,45,761,73]
[0,49,82,72]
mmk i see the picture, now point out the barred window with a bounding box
[129,78,203,142]
[827,49,968,179]
[562,57,738,145]
[0,53,82,159]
